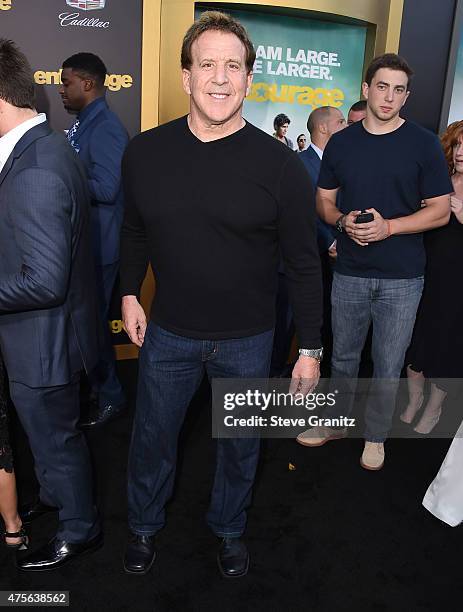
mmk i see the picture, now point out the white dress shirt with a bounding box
[309,142,323,160]
[0,113,47,173]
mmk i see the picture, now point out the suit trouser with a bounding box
[93,262,125,408]
[10,374,99,542]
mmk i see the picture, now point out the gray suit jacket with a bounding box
[0,121,100,387]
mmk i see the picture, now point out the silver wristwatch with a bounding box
[335,214,345,233]
[299,347,323,362]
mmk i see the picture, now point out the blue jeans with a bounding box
[328,273,424,442]
[127,323,274,537]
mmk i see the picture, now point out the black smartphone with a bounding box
[355,212,374,224]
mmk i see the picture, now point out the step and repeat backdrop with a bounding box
[196,4,367,146]
[1,0,143,352]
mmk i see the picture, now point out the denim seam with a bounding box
[213,529,243,538]
[128,526,158,537]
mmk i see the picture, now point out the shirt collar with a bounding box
[78,96,106,124]
[0,113,47,173]
[310,143,323,159]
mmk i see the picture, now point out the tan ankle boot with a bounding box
[296,425,347,447]
[360,441,385,470]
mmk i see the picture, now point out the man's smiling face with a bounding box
[182,29,252,128]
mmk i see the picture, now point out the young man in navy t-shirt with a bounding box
[296,53,452,470]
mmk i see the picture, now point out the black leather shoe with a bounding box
[19,500,58,526]
[123,533,156,575]
[217,537,249,578]
[78,402,126,429]
[17,533,103,572]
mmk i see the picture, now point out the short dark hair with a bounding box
[364,53,413,88]
[306,106,333,135]
[349,100,367,113]
[62,52,107,88]
[0,39,35,109]
[181,11,255,74]
[297,134,306,141]
[274,113,290,130]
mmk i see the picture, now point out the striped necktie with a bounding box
[67,119,80,153]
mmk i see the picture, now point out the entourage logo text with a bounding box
[34,69,133,92]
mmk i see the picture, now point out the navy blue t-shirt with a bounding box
[318,120,453,278]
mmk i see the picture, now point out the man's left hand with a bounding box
[289,355,320,396]
[351,208,390,243]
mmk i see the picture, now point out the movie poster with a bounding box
[196,6,367,147]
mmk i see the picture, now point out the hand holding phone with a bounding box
[354,211,374,224]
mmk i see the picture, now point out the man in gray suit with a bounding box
[0,39,102,571]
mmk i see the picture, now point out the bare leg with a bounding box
[400,365,425,424]
[414,383,446,435]
[0,468,23,545]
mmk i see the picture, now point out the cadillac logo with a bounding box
[66,0,106,10]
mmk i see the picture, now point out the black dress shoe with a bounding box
[217,537,249,578]
[78,402,126,429]
[123,533,156,575]
[17,533,103,572]
[19,500,58,526]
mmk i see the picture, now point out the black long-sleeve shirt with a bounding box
[120,116,322,348]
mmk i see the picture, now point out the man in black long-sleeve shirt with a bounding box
[120,11,323,578]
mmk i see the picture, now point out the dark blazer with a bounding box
[0,121,100,387]
[299,145,337,253]
[72,97,129,266]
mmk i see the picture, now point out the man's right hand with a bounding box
[122,295,147,347]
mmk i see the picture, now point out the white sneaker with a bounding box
[360,441,385,471]
[296,426,347,447]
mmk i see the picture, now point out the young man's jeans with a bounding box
[127,323,274,538]
[326,272,424,442]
